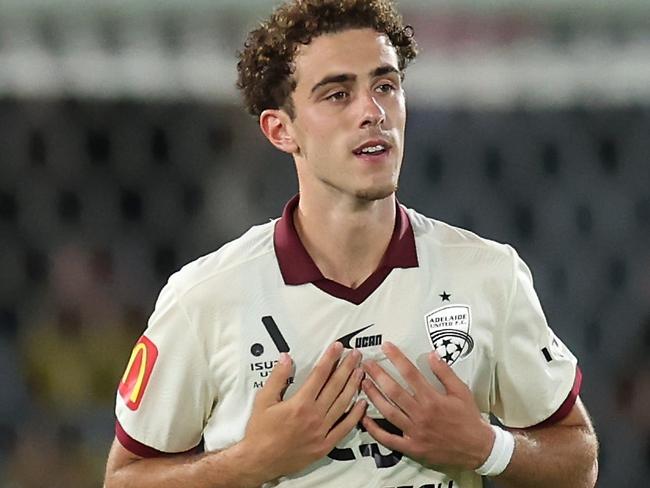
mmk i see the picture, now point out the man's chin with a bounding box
[354,184,398,202]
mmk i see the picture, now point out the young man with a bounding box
[104,1,598,487]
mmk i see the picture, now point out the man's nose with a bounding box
[359,93,386,128]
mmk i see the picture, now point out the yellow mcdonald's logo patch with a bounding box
[119,335,158,410]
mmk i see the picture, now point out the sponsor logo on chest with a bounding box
[335,324,383,349]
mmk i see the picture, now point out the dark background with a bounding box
[1,1,649,486]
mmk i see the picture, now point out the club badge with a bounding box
[424,304,474,365]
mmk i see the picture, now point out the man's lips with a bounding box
[352,139,393,155]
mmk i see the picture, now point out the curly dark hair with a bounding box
[236,0,417,119]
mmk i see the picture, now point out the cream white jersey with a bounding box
[115,196,580,488]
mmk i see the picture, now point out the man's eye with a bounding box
[326,91,348,101]
[376,83,395,93]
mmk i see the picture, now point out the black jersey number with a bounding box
[327,419,403,468]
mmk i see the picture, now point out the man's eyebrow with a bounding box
[310,73,356,95]
[309,65,401,95]
[371,65,400,78]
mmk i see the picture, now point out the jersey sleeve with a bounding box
[491,247,581,428]
[115,279,213,456]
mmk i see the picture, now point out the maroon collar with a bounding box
[273,194,418,304]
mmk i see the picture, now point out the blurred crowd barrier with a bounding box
[0,99,648,486]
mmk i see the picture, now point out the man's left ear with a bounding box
[259,109,298,154]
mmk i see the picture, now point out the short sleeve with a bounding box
[491,247,580,428]
[115,280,213,456]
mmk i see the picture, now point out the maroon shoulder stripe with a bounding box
[530,366,583,429]
[115,420,203,458]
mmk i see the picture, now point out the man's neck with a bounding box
[293,192,396,289]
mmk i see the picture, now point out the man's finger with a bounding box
[325,399,367,447]
[363,359,418,413]
[317,349,361,412]
[361,415,408,454]
[382,342,431,395]
[253,353,294,408]
[361,377,411,429]
[323,367,364,426]
[427,351,466,396]
[299,342,344,400]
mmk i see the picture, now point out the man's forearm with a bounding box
[493,424,598,488]
[104,441,266,488]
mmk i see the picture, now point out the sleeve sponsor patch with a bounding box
[119,335,158,411]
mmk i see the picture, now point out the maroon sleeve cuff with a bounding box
[530,366,583,429]
[115,420,203,458]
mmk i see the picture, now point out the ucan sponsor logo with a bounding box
[119,335,158,410]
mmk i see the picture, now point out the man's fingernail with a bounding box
[279,352,290,364]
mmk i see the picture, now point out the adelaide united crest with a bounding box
[424,305,474,365]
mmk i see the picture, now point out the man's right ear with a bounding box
[259,109,299,154]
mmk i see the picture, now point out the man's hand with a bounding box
[239,342,367,484]
[361,341,493,470]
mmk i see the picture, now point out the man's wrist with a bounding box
[197,439,272,488]
[474,425,515,477]
[464,420,496,471]
[228,438,273,488]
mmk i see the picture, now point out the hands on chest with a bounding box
[361,341,493,471]
[241,340,494,484]
[240,342,366,483]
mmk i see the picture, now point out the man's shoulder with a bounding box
[404,205,515,262]
[167,219,278,296]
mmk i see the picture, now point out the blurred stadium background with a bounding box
[0,0,649,486]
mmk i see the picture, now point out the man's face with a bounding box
[287,28,406,202]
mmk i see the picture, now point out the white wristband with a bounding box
[474,425,515,477]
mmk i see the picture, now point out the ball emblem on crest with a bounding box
[424,305,474,365]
